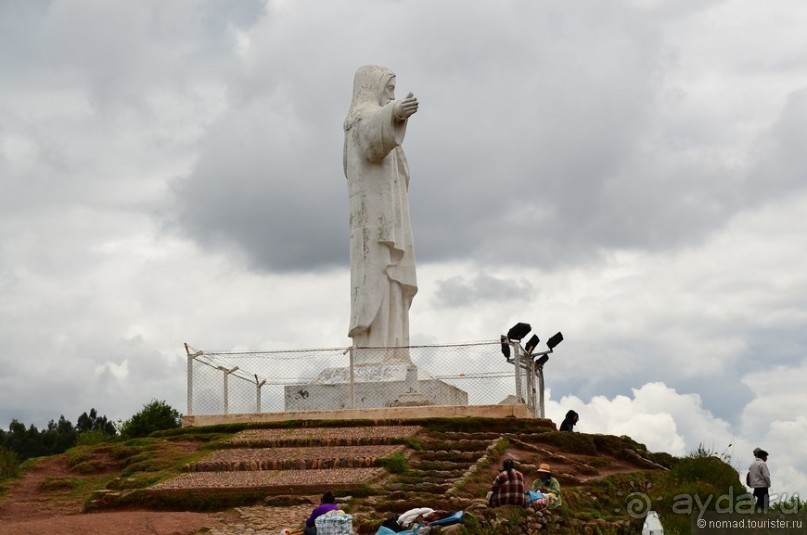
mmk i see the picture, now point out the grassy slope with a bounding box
[0,418,749,534]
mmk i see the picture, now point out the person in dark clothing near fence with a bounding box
[560,410,579,432]
[488,459,526,507]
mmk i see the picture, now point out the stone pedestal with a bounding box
[284,361,468,411]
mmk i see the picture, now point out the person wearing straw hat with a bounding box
[532,463,562,509]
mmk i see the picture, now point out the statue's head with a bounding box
[351,65,396,107]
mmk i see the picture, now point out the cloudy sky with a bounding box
[2,0,805,499]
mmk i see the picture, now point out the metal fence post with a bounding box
[184,343,203,416]
[511,341,522,403]
[217,365,239,415]
[348,346,356,409]
[537,365,545,419]
[527,357,537,416]
[255,376,266,412]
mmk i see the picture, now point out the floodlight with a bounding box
[507,322,531,341]
[500,335,511,360]
[535,355,549,367]
[524,334,540,355]
[546,332,564,350]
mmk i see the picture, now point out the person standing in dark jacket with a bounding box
[560,410,579,432]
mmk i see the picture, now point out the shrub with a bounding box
[119,400,181,439]
[0,446,20,478]
[381,453,408,474]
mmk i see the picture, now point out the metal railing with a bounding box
[184,340,542,417]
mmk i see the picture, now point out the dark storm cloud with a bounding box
[174,0,675,272]
[747,89,807,196]
[170,89,349,272]
[433,273,534,308]
[170,1,807,276]
[25,0,265,109]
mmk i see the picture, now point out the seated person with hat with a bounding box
[532,463,562,509]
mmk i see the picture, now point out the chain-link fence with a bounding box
[184,340,544,417]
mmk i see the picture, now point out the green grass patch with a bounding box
[399,436,424,451]
[70,460,109,474]
[531,431,598,455]
[123,438,159,448]
[76,431,117,446]
[40,476,79,491]
[65,448,95,469]
[380,453,408,474]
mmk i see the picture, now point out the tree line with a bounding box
[0,400,181,476]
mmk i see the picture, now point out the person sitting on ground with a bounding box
[532,463,562,509]
[488,458,526,507]
[560,410,579,432]
[304,491,342,534]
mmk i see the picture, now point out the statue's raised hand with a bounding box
[394,92,419,120]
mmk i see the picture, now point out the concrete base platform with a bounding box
[182,402,533,427]
[283,361,468,411]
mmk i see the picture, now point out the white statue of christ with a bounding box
[343,65,419,364]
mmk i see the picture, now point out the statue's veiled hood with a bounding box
[344,65,395,131]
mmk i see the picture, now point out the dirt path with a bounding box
[0,455,224,535]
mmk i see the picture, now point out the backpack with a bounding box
[746,471,751,486]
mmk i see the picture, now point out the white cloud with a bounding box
[546,381,806,498]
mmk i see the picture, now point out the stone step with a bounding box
[221,425,421,449]
[385,481,452,493]
[411,460,473,471]
[416,450,483,462]
[390,474,458,485]
[404,469,465,479]
[185,445,405,472]
[418,439,492,451]
[152,467,387,492]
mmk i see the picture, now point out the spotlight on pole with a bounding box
[546,332,564,350]
[524,334,540,355]
[500,335,511,360]
[507,322,532,341]
[499,322,566,419]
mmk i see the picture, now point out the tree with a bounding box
[3,419,45,460]
[76,408,117,436]
[1,408,119,460]
[119,400,181,439]
[41,416,76,454]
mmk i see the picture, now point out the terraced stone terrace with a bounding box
[148,424,424,497]
[139,420,522,512]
